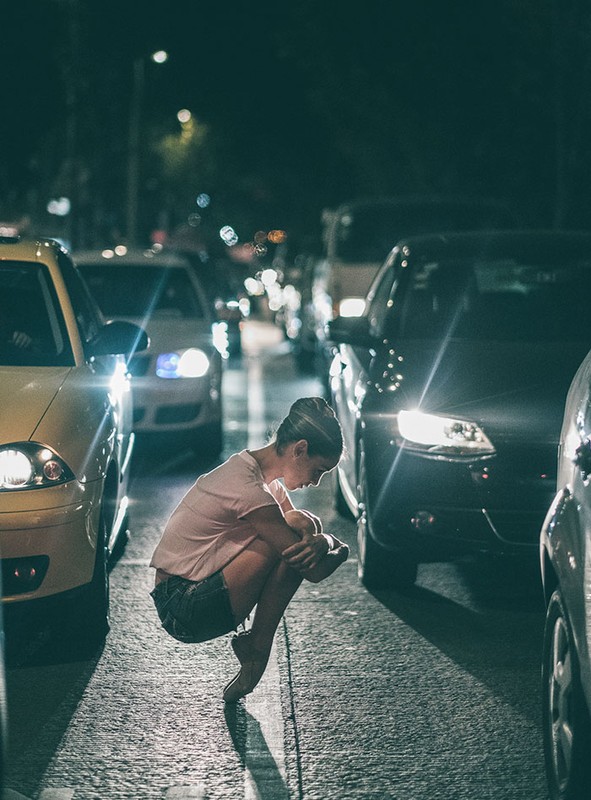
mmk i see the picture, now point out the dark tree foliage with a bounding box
[1,0,590,246]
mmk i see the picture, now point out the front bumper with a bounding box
[130,373,221,433]
[365,437,555,556]
[0,480,102,603]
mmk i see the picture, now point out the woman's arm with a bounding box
[278,495,322,533]
[245,505,349,582]
[244,505,329,568]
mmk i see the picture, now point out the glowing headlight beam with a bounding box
[397,409,494,453]
[0,449,33,487]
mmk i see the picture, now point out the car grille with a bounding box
[155,403,202,424]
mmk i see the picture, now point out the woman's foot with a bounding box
[230,631,270,664]
[223,632,271,702]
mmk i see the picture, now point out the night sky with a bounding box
[2,1,589,248]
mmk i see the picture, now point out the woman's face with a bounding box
[282,440,339,491]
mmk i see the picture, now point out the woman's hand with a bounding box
[281,532,329,571]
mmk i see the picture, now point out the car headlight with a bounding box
[396,409,495,457]
[156,348,210,379]
[0,443,75,491]
[338,297,366,317]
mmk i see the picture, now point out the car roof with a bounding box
[73,247,192,268]
[0,236,66,263]
[390,229,591,260]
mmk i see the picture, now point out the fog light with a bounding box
[2,556,49,595]
[410,511,436,530]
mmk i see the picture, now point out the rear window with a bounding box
[0,261,74,366]
[79,264,206,320]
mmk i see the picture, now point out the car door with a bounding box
[58,251,133,481]
[331,256,398,502]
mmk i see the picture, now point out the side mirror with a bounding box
[88,320,149,358]
[326,316,375,347]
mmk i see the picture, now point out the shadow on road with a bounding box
[3,611,104,799]
[369,553,545,726]
[224,703,290,799]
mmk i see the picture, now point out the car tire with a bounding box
[335,470,354,519]
[57,512,110,652]
[110,512,130,564]
[80,511,111,640]
[542,588,591,800]
[356,455,417,590]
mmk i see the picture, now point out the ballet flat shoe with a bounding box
[223,659,267,703]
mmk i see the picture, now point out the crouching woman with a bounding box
[149,396,349,702]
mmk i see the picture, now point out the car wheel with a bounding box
[58,512,110,651]
[335,470,354,519]
[357,455,417,590]
[80,511,111,639]
[110,512,130,564]
[542,588,591,800]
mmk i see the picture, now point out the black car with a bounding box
[328,230,591,588]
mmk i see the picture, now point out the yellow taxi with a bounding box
[0,236,148,646]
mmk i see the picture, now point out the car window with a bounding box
[0,261,74,366]
[385,255,591,342]
[79,264,206,320]
[57,250,104,346]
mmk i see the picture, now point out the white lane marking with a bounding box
[245,355,289,799]
[247,355,268,449]
[164,786,206,799]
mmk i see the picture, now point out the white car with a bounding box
[0,236,147,645]
[75,248,224,456]
[540,348,591,800]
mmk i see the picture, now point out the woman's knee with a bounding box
[284,510,316,536]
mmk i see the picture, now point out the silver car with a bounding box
[540,348,591,800]
[76,247,224,457]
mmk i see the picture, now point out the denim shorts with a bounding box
[150,570,236,644]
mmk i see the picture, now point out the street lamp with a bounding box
[126,50,168,246]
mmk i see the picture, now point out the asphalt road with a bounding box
[3,319,549,800]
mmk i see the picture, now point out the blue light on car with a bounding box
[156,352,181,379]
[156,348,210,378]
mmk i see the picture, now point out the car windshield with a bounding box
[331,202,515,264]
[80,264,206,320]
[0,262,74,366]
[390,255,591,343]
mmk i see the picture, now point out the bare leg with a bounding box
[222,539,303,701]
[222,537,284,624]
[247,558,302,651]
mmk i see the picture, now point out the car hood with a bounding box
[0,367,70,442]
[110,316,214,352]
[0,364,122,481]
[382,338,591,444]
